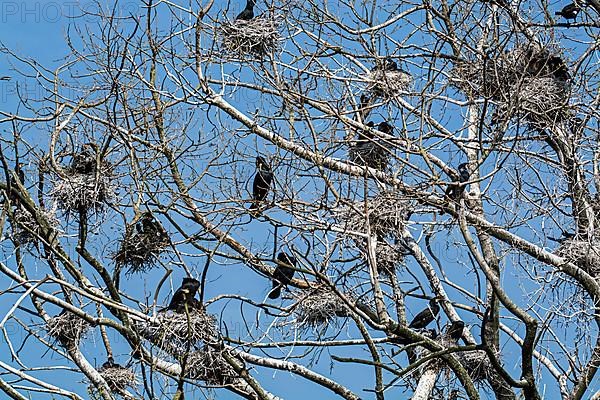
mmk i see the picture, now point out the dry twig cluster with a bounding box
[293,285,350,327]
[219,17,281,57]
[46,311,90,347]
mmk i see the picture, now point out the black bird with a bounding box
[445,162,471,201]
[7,163,25,205]
[268,252,296,299]
[167,277,201,313]
[71,143,98,175]
[377,121,394,135]
[547,56,571,81]
[555,3,580,21]
[236,0,256,20]
[408,297,441,329]
[99,356,122,371]
[249,156,273,216]
[445,320,465,341]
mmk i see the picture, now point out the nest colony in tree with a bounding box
[138,307,218,354]
[219,16,281,56]
[46,311,90,347]
[113,212,171,274]
[555,236,600,276]
[451,44,572,128]
[337,191,412,275]
[293,284,350,327]
[51,144,116,217]
[365,68,412,98]
[10,206,59,246]
[186,346,238,385]
[98,365,138,393]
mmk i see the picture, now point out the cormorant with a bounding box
[555,3,580,21]
[167,277,201,313]
[372,57,398,72]
[71,143,98,175]
[99,356,122,371]
[445,320,465,341]
[249,156,273,216]
[547,56,571,81]
[408,297,441,329]
[236,0,256,20]
[445,162,471,201]
[377,121,394,135]
[268,252,296,299]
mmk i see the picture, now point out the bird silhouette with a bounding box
[408,298,440,329]
[268,252,296,299]
[372,57,398,72]
[236,0,256,20]
[249,156,273,216]
[167,277,201,313]
[445,162,471,201]
[445,320,465,341]
[71,143,98,175]
[555,3,580,21]
[99,356,122,371]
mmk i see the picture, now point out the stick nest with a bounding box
[555,237,600,276]
[185,347,238,385]
[456,350,493,383]
[113,217,171,274]
[365,69,412,97]
[137,308,218,353]
[293,285,350,327]
[98,366,139,393]
[372,239,407,276]
[219,17,281,57]
[348,139,392,170]
[10,206,59,246]
[50,161,116,217]
[46,311,90,347]
[451,44,572,127]
[336,191,412,240]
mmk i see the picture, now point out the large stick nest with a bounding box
[370,239,407,276]
[50,160,116,217]
[46,311,90,347]
[113,215,171,274]
[336,191,412,240]
[451,44,572,127]
[348,139,392,170]
[10,205,60,246]
[219,16,281,57]
[137,308,218,353]
[455,350,493,383]
[365,69,412,98]
[555,237,600,276]
[98,366,139,393]
[185,347,238,385]
[293,285,351,327]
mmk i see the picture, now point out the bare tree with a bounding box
[1,0,599,399]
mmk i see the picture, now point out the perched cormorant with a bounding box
[249,156,273,215]
[547,56,571,81]
[99,356,122,371]
[555,3,580,20]
[268,252,296,299]
[377,121,394,135]
[167,277,201,313]
[445,320,465,341]
[408,297,440,329]
[372,57,398,72]
[445,162,471,201]
[236,0,256,20]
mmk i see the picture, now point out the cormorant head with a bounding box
[256,156,270,171]
[383,57,398,71]
[457,163,470,182]
[366,121,375,128]
[277,252,296,267]
[182,277,200,291]
[377,121,393,135]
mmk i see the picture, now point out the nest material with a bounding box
[46,311,90,347]
[336,191,412,240]
[373,240,406,276]
[365,69,412,97]
[10,206,59,246]
[138,308,218,353]
[555,237,600,276]
[51,161,116,217]
[293,285,350,327]
[113,219,171,274]
[186,347,238,385]
[348,140,391,170]
[451,45,572,127]
[456,350,493,383]
[98,366,138,393]
[219,17,281,56]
